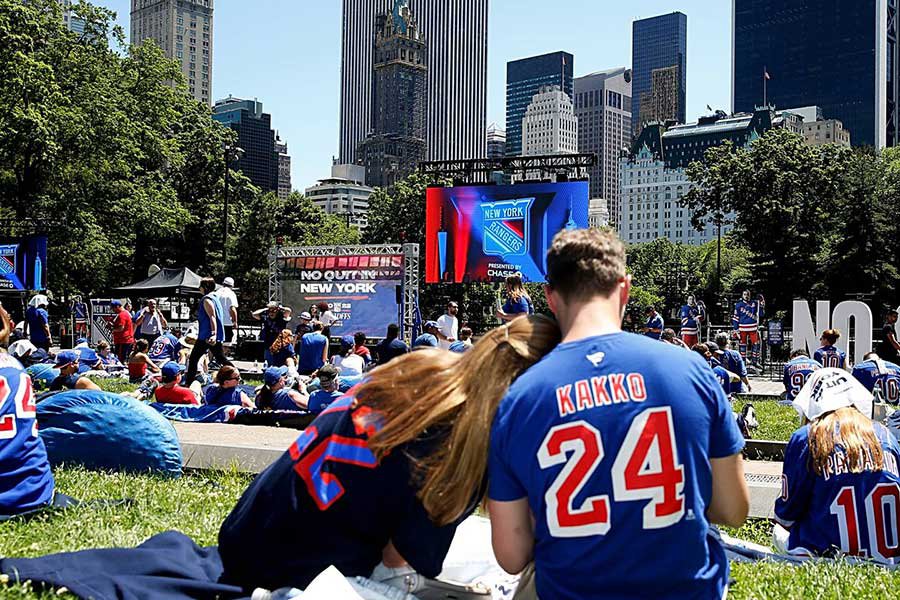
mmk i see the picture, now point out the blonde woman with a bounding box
[775,368,900,563]
[496,274,533,322]
[218,315,560,593]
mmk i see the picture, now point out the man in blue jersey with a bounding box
[852,352,900,405]
[697,343,738,397]
[0,353,57,518]
[782,349,822,403]
[642,306,664,340]
[715,332,751,393]
[148,330,181,364]
[488,228,749,600]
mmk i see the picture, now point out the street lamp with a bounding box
[222,143,244,267]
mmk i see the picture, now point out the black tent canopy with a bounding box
[111,267,206,297]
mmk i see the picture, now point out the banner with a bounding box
[279,254,403,339]
[0,236,47,291]
[425,182,589,283]
[89,299,125,346]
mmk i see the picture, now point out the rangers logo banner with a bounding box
[0,237,47,291]
[426,182,589,284]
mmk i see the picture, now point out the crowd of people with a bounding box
[1,228,900,599]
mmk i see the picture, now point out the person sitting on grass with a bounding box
[267,329,297,370]
[148,330,181,364]
[814,329,847,370]
[153,361,201,406]
[95,341,123,369]
[661,327,689,349]
[307,364,342,414]
[851,352,900,405]
[412,321,439,349]
[127,339,160,384]
[49,351,100,392]
[217,315,560,594]
[204,365,255,409]
[353,331,372,365]
[374,323,409,365]
[0,353,58,519]
[255,366,309,411]
[775,368,900,564]
[331,335,365,377]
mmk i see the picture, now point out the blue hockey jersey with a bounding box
[732,300,763,332]
[852,359,900,405]
[679,305,702,336]
[775,423,900,564]
[0,355,55,516]
[783,357,823,403]
[814,345,847,370]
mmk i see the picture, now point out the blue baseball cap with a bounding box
[54,350,79,368]
[161,361,185,382]
[424,321,438,330]
[110,299,122,307]
[264,366,289,387]
[340,335,355,350]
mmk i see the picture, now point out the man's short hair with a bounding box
[546,229,626,303]
[864,352,880,361]
[354,331,367,345]
[661,328,675,341]
[693,343,710,356]
[790,348,809,359]
[311,321,324,332]
[200,277,216,294]
[386,323,399,338]
[715,332,729,348]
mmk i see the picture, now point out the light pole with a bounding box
[222,144,244,268]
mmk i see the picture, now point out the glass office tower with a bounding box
[505,51,574,156]
[733,0,898,148]
[631,12,687,138]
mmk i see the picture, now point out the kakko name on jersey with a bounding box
[852,359,900,405]
[783,357,823,403]
[489,333,744,600]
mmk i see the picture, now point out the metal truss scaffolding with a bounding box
[418,153,596,184]
[268,243,420,341]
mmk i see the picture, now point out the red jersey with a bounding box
[154,385,199,405]
[113,311,135,344]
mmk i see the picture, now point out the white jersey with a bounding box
[436,314,458,351]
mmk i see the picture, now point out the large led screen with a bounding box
[425,182,589,283]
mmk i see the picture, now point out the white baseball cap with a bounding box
[792,367,873,421]
[9,339,37,359]
[223,277,235,287]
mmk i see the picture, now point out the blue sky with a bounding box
[97,1,732,191]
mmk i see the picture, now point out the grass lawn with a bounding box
[733,396,801,442]
[3,468,900,599]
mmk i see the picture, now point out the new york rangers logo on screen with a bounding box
[482,198,533,257]
[0,244,17,275]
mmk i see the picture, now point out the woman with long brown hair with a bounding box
[775,368,900,563]
[496,274,534,322]
[218,315,560,593]
[266,328,297,369]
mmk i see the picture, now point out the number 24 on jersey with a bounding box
[538,407,685,538]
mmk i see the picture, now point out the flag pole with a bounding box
[763,66,767,107]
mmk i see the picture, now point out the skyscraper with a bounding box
[733,0,897,148]
[130,0,214,105]
[59,0,86,34]
[638,65,680,134]
[212,96,278,192]
[631,12,687,138]
[486,123,507,159]
[505,51,574,157]
[357,1,428,188]
[575,67,632,228]
[339,0,488,165]
[275,136,292,200]
[522,86,578,156]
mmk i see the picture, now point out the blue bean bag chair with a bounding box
[37,391,183,478]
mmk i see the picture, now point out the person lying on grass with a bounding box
[217,315,560,593]
[775,368,900,564]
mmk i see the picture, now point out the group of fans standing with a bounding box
[1,229,900,599]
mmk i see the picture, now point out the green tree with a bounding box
[681,128,865,311]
